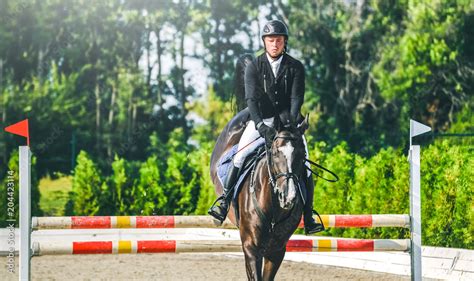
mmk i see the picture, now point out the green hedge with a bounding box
[310,140,472,249]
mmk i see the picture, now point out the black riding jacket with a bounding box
[244,53,305,126]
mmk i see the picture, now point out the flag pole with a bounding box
[408,119,431,281]
[19,146,31,281]
[4,119,31,281]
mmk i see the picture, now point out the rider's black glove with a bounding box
[257,122,276,148]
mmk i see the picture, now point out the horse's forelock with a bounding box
[275,128,304,147]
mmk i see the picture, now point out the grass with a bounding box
[38,175,72,216]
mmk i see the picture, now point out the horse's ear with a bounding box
[298,114,309,134]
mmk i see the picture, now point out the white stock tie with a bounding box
[271,62,278,77]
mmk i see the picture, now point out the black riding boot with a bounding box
[208,165,240,223]
[304,176,325,234]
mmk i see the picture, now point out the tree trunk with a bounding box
[146,29,153,98]
[107,81,117,160]
[95,82,101,156]
[37,49,43,79]
[156,30,163,112]
[213,15,223,97]
[179,29,187,137]
[131,103,137,157]
[127,90,133,148]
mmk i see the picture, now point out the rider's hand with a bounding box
[257,123,276,147]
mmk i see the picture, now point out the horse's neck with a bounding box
[255,159,271,198]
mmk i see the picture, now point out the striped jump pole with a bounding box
[32,238,410,256]
[32,214,410,230]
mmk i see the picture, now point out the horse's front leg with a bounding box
[242,242,263,281]
[262,250,285,281]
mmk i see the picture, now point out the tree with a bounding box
[68,151,103,215]
[374,0,473,132]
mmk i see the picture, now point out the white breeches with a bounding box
[233,117,311,177]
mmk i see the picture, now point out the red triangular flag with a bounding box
[4,119,29,146]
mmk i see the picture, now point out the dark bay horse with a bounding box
[210,109,307,280]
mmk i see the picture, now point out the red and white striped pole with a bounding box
[32,214,410,230]
[32,238,410,255]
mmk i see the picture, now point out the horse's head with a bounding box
[268,115,308,210]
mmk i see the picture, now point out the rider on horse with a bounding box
[208,20,324,234]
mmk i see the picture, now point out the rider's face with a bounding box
[264,35,285,58]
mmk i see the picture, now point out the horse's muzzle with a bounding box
[276,178,297,210]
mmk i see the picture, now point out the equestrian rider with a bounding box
[208,20,324,234]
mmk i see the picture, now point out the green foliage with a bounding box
[373,0,473,130]
[193,142,215,215]
[421,141,473,248]
[448,99,474,133]
[2,0,472,174]
[310,139,472,248]
[68,151,103,215]
[66,129,203,216]
[131,156,167,215]
[162,128,200,215]
[106,155,136,215]
[312,142,356,216]
[188,87,233,144]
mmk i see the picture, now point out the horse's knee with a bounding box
[242,241,257,255]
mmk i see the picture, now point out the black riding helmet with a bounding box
[261,20,289,52]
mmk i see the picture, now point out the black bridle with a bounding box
[249,132,305,232]
[266,134,303,192]
[249,130,338,232]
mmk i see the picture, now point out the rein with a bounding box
[224,136,261,164]
[305,158,339,182]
